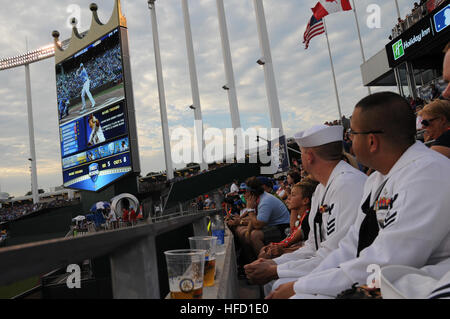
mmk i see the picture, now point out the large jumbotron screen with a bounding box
[55,27,137,192]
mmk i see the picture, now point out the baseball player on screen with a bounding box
[58,97,70,120]
[87,114,106,146]
[76,63,96,113]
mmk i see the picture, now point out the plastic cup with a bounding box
[164,249,206,299]
[188,236,217,287]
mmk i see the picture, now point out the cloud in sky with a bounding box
[0,0,410,197]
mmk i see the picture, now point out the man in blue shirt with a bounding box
[239,177,290,262]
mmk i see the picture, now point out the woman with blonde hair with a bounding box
[419,99,450,158]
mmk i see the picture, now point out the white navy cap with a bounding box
[294,125,343,148]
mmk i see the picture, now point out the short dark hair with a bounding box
[292,179,319,207]
[245,177,265,196]
[355,92,416,147]
[287,170,301,184]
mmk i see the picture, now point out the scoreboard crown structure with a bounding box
[52,0,140,192]
[52,1,127,64]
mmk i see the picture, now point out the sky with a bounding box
[0,0,415,197]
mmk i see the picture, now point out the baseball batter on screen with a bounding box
[76,63,96,113]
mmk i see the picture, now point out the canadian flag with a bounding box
[312,0,352,20]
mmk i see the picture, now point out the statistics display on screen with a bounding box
[55,27,135,192]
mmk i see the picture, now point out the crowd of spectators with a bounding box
[217,46,450,299]
[323,120,340,126]
[417,82,442,105]
[390,0,440,39]
[0,198,80,223]
[193,194,218,211]
[221,93,450,299]
[220,171,317,274]
[0,203,33,222]
[56,45,123,105]
[72,201,144,235]
[142,162,232,186]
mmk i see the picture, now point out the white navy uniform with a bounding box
[264,125,367,295]
[291,142,450,298]
[380,258,450,299]
[266,161,366,294]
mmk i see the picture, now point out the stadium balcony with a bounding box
[390,0,446,39]
[362,0,449,102]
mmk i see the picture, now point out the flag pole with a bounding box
[394,0,401,19]
[352,0,371,95]
[323,18,343,123]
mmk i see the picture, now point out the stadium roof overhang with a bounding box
[361,0,450,87]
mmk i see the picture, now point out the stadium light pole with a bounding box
[252,0,284,137]
[0,43,54,204]
[25,69,39,205]
[394,0,401,20]
[181,0,208,171]
[216,0,242,159]
[23,38,39,205]
[147,0,174,180]
[1,39,67,203]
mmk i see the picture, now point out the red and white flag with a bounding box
[312,0,352,20]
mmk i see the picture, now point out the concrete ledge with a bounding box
[0,211,216,287]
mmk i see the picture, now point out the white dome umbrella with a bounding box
[72,215,86,222]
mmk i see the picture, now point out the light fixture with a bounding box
[189,105,196,110]
[0,43,56,71]
[222,85,229,90]
[256,58,265,66]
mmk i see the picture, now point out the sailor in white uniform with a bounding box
[244,125,366,295]
[268,92,450,299]
[380,258,450,299]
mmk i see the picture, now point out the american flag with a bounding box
[303,15,325,49]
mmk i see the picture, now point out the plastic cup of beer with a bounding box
[188,236,217,287]
[164,249,206,299]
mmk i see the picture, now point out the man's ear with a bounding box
[368,134,380,153]
[306,149,315,165]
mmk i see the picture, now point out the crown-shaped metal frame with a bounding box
[52,0,127,64]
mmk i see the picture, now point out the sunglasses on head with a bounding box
[421,118,438,127]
